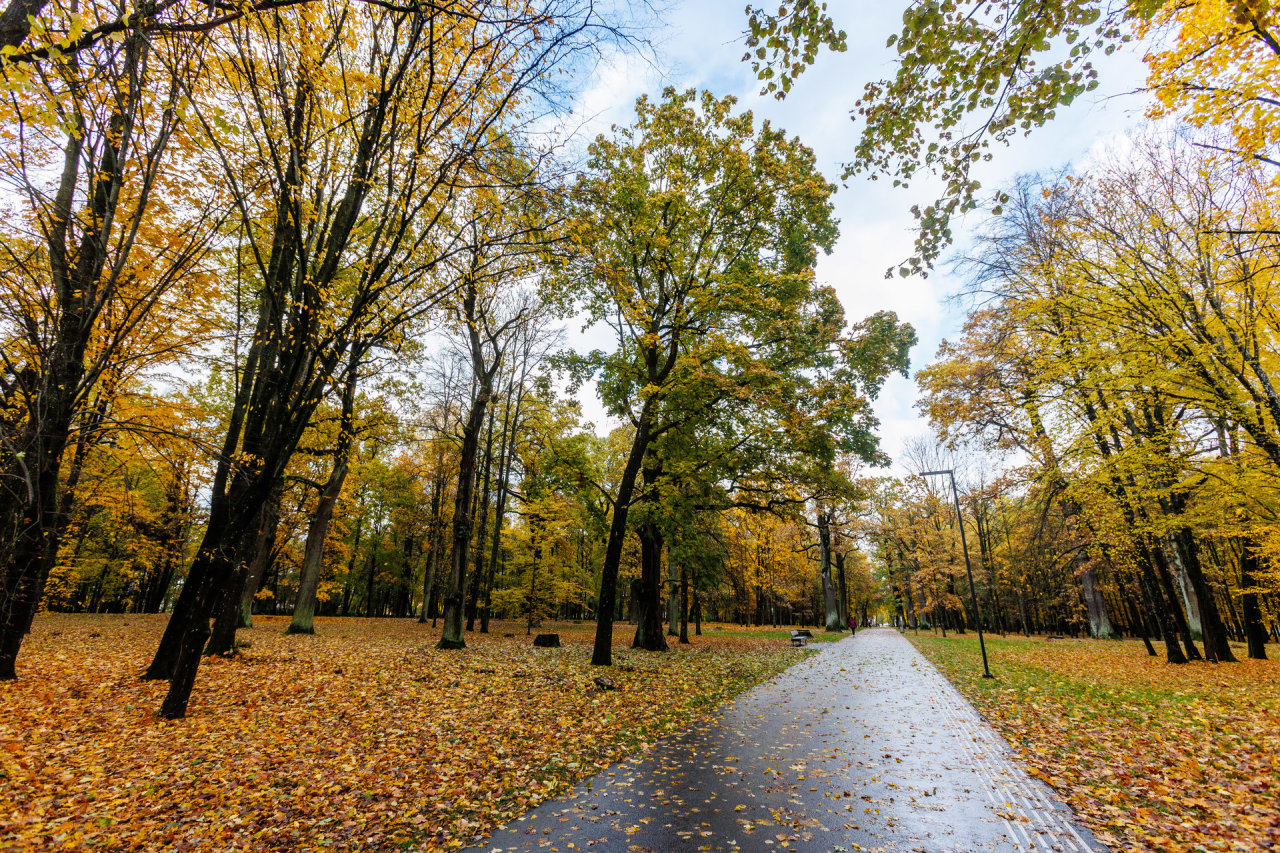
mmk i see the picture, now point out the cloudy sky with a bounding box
[560,0,1149,473]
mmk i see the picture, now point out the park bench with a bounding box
[790,630,808,647]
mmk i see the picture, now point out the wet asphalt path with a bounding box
[467,628,1106,853]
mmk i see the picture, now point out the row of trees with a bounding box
[46,407,883,638]
[741,0,1280,665]
[885,137,1280,663]
[0,0,911,718]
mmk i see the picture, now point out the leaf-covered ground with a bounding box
[0,615,807,852]
[910,632,1280,853]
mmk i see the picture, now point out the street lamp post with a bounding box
[920,469,993,679]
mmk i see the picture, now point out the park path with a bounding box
[467,628,1106,853]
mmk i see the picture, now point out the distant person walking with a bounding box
[847,614,856,635]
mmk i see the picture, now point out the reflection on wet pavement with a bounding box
[468,628,1106,852]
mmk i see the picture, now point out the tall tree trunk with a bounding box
[1150,541,1201,661]
[143,468,191,614]
[946,574,965,633]
[466,412,496,633]
[816,506,840,631]
[205,559,249,657]
[990,577,1006,636]
[0,40,152,680]
[157,555,222,718]
[364,538,379,617]
[0,443,68,679]
[482,375,520,634]
[418,475,444,623]
[1240,540,1270,660]
[439,383,493,649]
[1137,554,1187,664]
[835,549,849,626]
[479,554,496,633]
[142,445,273,684]
[1079,567,1114,639]
[1167,540,1203,639]
[422,522,442,622]
[627,578,642,624]
[525,523,541,635]
[973,507,996,632]
[397,536,415,618]
[591,407,652,666]
[341,514,363,617]
[678,560,690,644]
[1121,581,1158,656]
[153,467,272,717]
[632,453,668,653]
[1170,523,1235,662]
[290,356,359,634]
[905,569,919,630]
[666,550,679,636]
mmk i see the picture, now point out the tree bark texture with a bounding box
[1079,567,1114,640]
[0,35,155,680]
[817,508,840,632]
[591,409,652,666]
[438,386,492,649]
[631,455,668,653]
[1240,540,1270,660]
[289,361,359,634]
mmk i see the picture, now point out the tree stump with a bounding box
[533,633,561,648]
